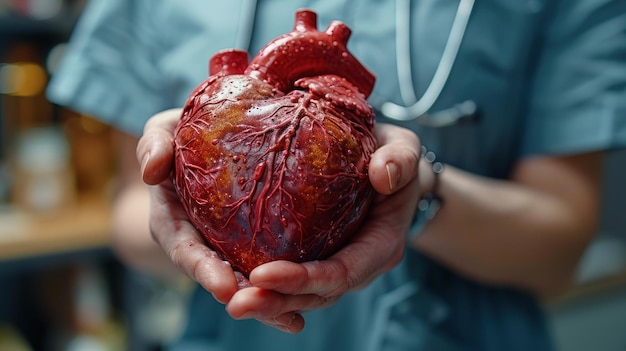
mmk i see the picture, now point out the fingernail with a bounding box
[386,162,399,192]
[140,152,151,177]
[238,310,257,320]
[279,313,298,333]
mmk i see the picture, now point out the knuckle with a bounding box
[168,239,198,277]
[168,239,186,268]
[322,262,352,297]
[344,265,365,292]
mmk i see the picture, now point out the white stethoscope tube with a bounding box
[240,0,477,126]
[381,0,476,123]
[236,0,258,51]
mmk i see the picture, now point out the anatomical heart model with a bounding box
[174,9,377,276]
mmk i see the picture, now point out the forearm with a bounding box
[412,153,602,299]
[111,182,183,277]
[111,181,182,278]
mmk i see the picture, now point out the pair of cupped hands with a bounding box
[137,108,422,333]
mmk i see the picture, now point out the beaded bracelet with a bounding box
[407,145,444,241]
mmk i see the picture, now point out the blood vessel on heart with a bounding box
[174,9,378,276]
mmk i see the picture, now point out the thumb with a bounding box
[136,108,182,185]
[368,124,421,195]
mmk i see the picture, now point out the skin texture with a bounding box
[112,107,603,334]
[111,9,604,336]
[117,110,421,333]
[415,151,602,297]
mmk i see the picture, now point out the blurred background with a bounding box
[0,1,625,350]
[0,1,190,350]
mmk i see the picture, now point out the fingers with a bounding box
[226,286,337,334]
[250,229,404,297]
[246,123,422,298]
[369,123,421,195]
[250,259,348,296]
[259,312,304,334]
[149,184,239,303]
[241,226,406,331]
[154,222,240,303]
[138,117,420,332]
[137,108,182,185]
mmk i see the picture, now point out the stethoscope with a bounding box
[238,0,478,127]
[380,0,478,127]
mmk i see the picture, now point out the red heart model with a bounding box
[174,9,377,276]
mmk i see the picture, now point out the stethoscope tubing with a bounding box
[239,0,477,126]
[381,0,476,122]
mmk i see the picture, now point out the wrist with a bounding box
[417,146,444,196]
[408,146,444,241]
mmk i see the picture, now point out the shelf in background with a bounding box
[0,195,112,263]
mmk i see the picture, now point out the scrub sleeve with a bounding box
[522,0,626,155]
[47,0,254,136]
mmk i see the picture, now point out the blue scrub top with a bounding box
[48,0,626,350]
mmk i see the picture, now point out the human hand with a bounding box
[225,123,422,333]
[137,108,242,304]
[138,110,422,333]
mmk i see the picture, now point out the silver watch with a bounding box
[407,146,444,241]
